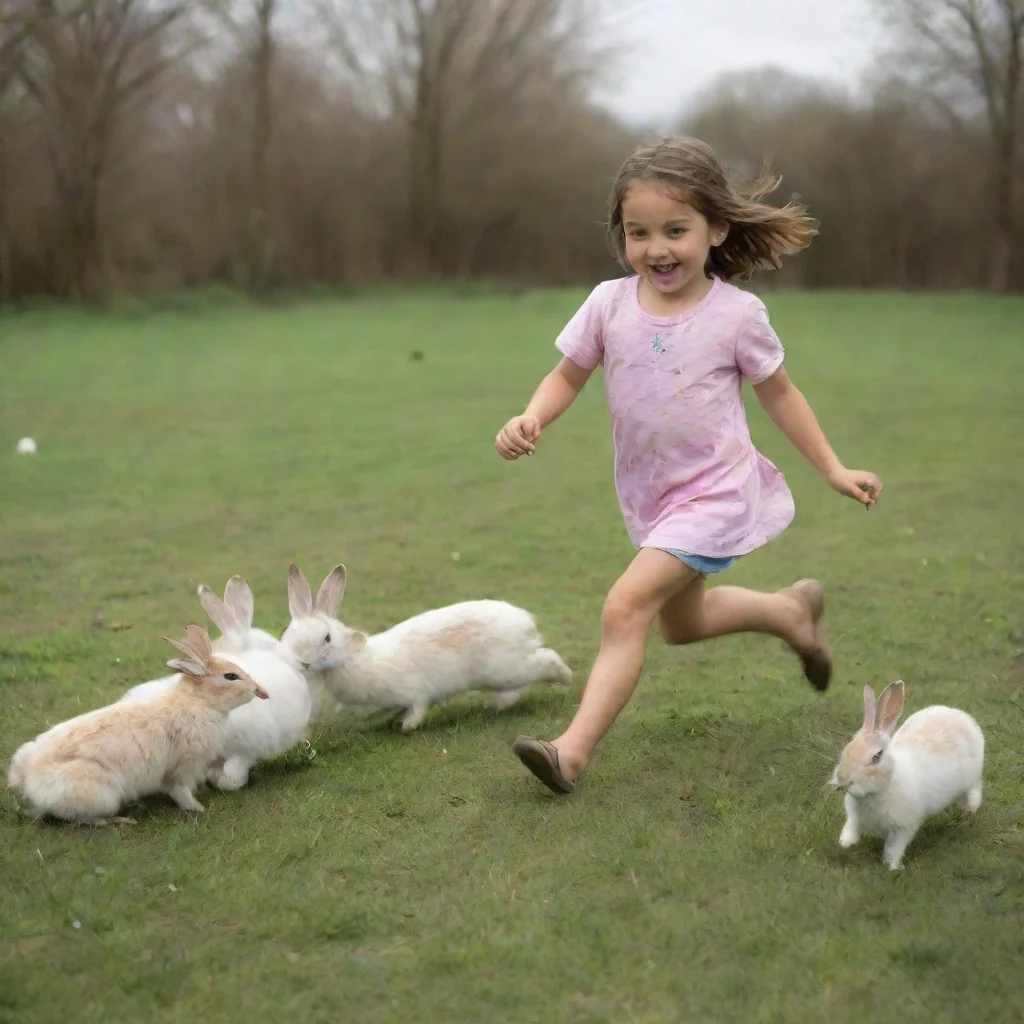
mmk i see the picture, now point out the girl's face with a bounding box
[620,183,727,302]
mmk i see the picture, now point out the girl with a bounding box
[495,136,882,796]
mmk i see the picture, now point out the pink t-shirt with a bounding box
[555,274,795,558]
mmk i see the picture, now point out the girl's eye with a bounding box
[324,633,331,643]
[224,672,240,681]
[871,750,883,764]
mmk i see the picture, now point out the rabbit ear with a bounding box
[164,633,204,664]
[875,680,905,736]
[861,684,877,733]
[315,565,347,616]
[288,563,313,619]
[166,657,205,680]
[198,583,240,637]
[183,623,213,663]
[222,575,254,631]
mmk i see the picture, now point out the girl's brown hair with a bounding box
[607,136,818,281]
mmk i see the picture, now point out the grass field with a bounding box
[1,286,1023,1023]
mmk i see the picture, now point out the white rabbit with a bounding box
[201,645,313,790]
[280,562,573,732]
[122,576,312,791]
[831,679,984,870]
[7,625,269,825]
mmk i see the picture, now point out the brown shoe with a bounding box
[784,579,832,691]
[512,736,575,794]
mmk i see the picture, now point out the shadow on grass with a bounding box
[819,807,989,874]
[307,685,569,742]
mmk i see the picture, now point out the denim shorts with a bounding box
[661,549,738,577]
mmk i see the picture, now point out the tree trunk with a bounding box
[989,132,1014,293]
[987,0,1020,292]
[248,0,275,296]
[989,15,1020,292]
[66,117,108,303]
[409,52,442,276]
[0,133,11,304]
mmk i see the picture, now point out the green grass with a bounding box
[1,287,1023,1023]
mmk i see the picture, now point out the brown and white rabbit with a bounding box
[831,680,984,870]
[7,625,268,825]
[121,577,312,791]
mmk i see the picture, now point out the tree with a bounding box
[0,2,57,302]
[15,0,193,301]
[312,0,613,275]
[876,0,1024,291]
[682,66,1003,290]
[247,0,276,294]
[201,0,280,294]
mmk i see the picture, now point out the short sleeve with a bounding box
[555,284,606,370]
[735,299,785,383]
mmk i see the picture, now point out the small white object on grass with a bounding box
[16,437,37,454]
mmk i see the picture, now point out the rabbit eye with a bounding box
[224,672,240,681]
[324,633,331,643]
[871,750,883,764]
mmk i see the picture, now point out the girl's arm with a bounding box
[753,367,882,508]
[495,357,593,460]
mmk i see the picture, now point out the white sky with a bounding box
[593,0,884,127]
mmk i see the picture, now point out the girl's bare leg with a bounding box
[517,549,698,785]
[513,556,831,793]
[657,576,831,688]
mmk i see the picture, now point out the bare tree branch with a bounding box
[874,0,1023,290]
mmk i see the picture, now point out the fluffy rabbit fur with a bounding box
[831,680,984,870]
[122,576,312,791]
[280,563,572,732]
[7,625,269,825]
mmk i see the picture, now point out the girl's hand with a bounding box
[495,415,541,460]
[827,467,883,509]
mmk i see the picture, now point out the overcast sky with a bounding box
[593,0,885,127]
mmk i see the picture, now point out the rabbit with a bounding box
[830,679,984,870]
[280,562,573,732]
[7,625,269,825]
[199,645,314,791]
[121,576,313,791]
